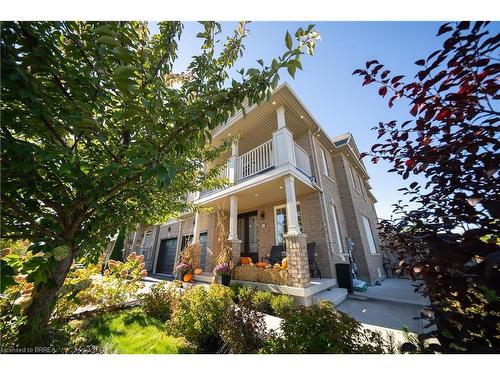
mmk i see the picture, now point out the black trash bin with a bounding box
[335,263,353,293]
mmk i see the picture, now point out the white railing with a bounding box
[293,141,312,176]
[217,163,229,180]
[236,139,274,181]
[186,191,199,203]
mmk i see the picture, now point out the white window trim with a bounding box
[331,205,345,254]
[273,202,302,245]
[320,147,330,177]
[349,164,361,194]
[362,215,377,254]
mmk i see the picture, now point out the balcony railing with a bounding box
[236,139,273,181]
[198,136,313,200]
[293,142,312,176]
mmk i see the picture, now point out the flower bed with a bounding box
[232,265,290,286]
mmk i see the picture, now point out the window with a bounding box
[274,203,303,245]
[320,148,330,177]
[362,215,377,254]
[331,205,344,253]
[349,165,359,191]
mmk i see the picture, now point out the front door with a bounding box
[237,211,258,263]
[156,238,178,275]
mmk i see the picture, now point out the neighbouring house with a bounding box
[122,83,385,302]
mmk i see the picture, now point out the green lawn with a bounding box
[76,308,193,354]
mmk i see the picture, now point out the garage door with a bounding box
[156,238,177,275]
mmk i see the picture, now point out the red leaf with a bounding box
[405,159,415,167]
[365,60,379,69]
[435,108,451,121]
[381,70,391,79]
[378,86,388,97]
[388,96,397,108]
[410,104,419,117]
[437,23,452,36]
[391,75,404,85]
[415,59,425,66]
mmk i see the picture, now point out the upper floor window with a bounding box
[349,165,359,191]
[362,215,377,254]
[331,205,345,253]
[320,148,330,177]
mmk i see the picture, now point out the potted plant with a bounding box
[176,263,191,280]
[213,263,231,286]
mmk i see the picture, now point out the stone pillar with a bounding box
[228,195,238,241]
[272,106,296,167]
[284,232,310,287]
[229,239,242,268]
[284,175,300,234]
[227,140,238,182]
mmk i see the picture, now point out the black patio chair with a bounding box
[307,242,322,279]
[262,245,284,265]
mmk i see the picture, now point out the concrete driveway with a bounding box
[337,278,432,335]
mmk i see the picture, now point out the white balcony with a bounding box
[199,136,312,200]
[236,139,274,181]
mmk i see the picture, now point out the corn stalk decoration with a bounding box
[214,208,234,270]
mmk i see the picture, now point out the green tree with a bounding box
[1,21,319,343]
[109,230,125,262]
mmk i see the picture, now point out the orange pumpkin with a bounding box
[183,273,193,282]
[194,268,203,275]
[281,257,288,269]
[240,257,252,265]
[255,262,269,268]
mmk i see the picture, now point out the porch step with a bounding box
[193,272,215,284]
[312,287,349,307]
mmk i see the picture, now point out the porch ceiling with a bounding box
[213,91,313,156]
[199,175,315,212]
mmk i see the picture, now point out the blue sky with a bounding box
[149,21,495,219]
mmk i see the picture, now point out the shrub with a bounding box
[262,301,393,354]
[53,252,146,318]
[140,282,179,322]
[270,294,295,318]
[251,291,274,315]
[230,284,255,306]
[220,305,268,353]
[167,284,232,353]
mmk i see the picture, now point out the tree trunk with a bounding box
[20,247,75,346]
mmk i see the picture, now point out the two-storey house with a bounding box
[123,83,385,291]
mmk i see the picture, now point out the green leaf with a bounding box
[97,35,121,47]
[287,63,296,79]
[285,31,293,50]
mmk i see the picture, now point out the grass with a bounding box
[75,308,193,354]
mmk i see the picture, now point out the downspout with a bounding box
[310,129,339,276]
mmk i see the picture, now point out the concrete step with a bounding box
[193,272,215,284]
[312,287,348,306]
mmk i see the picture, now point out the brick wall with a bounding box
[332,153,385,285]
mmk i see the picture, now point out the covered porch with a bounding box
[192,170,324,289]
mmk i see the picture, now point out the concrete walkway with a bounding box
[336,278,433,335]
[355,278,430,306]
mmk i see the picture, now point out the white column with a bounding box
[284,175,300,234]
[272,106,296,167]
[276,106,286,129]
[192,212,201,244]
[228,195,238,240]
[227,140,238,182]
